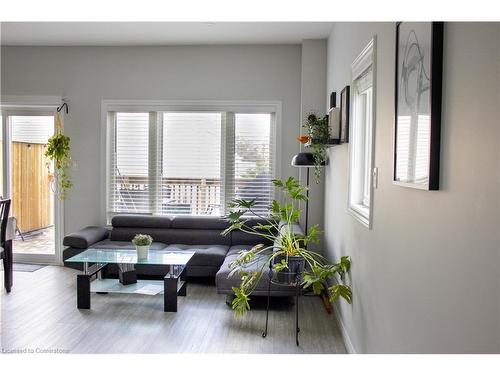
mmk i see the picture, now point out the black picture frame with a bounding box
[326,91,341,144]
[329,91,337,110]
[340,86,350,143]
[393,21,443,190]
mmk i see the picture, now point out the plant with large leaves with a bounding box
[222,176,352,316]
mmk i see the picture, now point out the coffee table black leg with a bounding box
[77,274,91,309]
[164,274,178,312]
[178,268,187,296]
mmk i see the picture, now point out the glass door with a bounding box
[1,110,60,264]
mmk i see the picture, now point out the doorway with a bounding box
[1,110,62,264]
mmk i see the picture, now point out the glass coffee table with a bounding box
[66,248,195,312]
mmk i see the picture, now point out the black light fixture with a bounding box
[291,152,326,235]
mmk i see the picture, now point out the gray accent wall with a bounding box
[325,22,500,353]
[1,45,302,234]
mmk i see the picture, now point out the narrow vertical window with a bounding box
[110,112,150,215]
[348,38,376,227]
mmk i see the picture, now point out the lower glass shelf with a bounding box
[90,279,166,295]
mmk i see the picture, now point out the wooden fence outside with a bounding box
[11,141,53,233]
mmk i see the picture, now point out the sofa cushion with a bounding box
[91,239,167,251]
[163,229,232,246]
[110,227,173,243]
[230,218,276,246]
[63,226,110,249]
[164,244,229,267]
[171,216,230,230]
[112,215,172,229]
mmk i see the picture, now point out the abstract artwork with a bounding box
[393,22,444,190]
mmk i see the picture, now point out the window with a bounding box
[348,38,376,227]
[161,112,222,215]
[107,106,275,220]
[233,114,273,216]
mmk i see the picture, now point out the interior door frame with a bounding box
[1,102,64,265]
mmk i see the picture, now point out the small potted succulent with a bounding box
[132,234,153,259]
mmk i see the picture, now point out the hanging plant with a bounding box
[301,113,330,183]
[45,113,72,199]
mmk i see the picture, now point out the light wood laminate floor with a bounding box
[1,266,347,354]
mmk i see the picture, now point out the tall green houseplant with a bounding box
[223,176,352,316]
[45,113,72,199]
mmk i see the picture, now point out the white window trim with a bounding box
[348,37,377,229]
[100,100,282,223]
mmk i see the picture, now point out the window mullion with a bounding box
[222,112,235,215]
[148,112,161,215]
[107,111,117,220]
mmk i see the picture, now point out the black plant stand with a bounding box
[262,261,301,346]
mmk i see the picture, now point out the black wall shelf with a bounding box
[305,139,340,148]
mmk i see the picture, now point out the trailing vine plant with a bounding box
[45,112,72,199]
[302,113,330,183]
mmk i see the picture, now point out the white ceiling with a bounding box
[1,22,333,46]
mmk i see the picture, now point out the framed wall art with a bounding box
[340,86,350,143]
[393,22,444,190]
[327,91,340,143]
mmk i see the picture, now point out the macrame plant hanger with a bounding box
[56,102,68,133]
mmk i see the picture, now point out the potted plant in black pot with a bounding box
[222,176,352,315]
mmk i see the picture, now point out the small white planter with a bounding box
[135,245,150,260]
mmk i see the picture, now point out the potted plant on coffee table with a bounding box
[132,234,153,260]
[222,176,352,316]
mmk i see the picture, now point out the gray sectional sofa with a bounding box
[63,214,299,296]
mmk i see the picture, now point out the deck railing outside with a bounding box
[113,176,271,216]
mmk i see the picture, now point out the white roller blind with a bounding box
[11,116,54,144]
[107,109,275,220]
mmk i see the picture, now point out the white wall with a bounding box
[1,45,302,234]
[325,22,500,353]
[299,39,327,250]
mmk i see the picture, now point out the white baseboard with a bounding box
[332,302,357,354]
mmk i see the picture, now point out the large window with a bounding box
[107,109,275,219]
[348,38,376,227]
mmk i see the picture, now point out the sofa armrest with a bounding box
[63,226,109,249]
[278,221,304,236]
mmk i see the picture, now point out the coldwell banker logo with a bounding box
[1,347,70,354]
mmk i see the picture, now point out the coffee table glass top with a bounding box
[66,248,195,266]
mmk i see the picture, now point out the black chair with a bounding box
[1,198,13,293]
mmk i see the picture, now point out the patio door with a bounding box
[1,109,62,264]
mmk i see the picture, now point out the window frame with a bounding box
[101,100,282,223]
[348,37,377,228]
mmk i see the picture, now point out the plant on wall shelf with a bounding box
[222,176,352,316]
[299,113,330,183]
[45,113,72,199]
